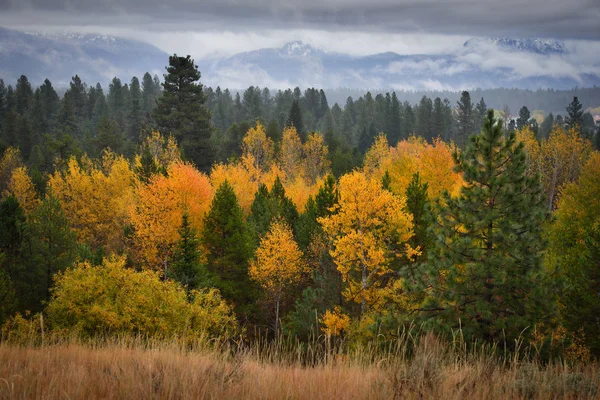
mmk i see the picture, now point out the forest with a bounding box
[1,54,600,398]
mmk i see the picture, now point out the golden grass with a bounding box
[0,335,598,400]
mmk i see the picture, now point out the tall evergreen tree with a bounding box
[141,72,156,116]
[39,79,60,129]
[22,194,77,310]
[249,177,299,242]
[423,110,552,344]
[415,96,433,141]
[128,76,143,141]
[474,97,487,133]
[517,106,531,130]
[14,75,33,115]
[287,99,304,141]
[202,180,256,317]
[170,211,206,289]
[565,96,583,129]
[66,75,87,121]
[153,55,213,171]
[455,91,474,146]
[404,172,432,265]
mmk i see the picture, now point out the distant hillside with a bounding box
[0,27,168,86]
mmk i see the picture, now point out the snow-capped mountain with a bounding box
[462,37,567,55]
[0,27,168,87]
[198,37,599,90]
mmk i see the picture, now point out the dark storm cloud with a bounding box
[1,0,599,40]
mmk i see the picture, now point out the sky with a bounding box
[0,0,599,90]
[0,0,599,60]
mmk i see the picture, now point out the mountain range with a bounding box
[1,26,598,91]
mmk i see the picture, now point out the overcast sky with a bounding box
[0,0,599,60]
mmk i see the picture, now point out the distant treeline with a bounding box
[0,72,599,182]
[324,87,600,116]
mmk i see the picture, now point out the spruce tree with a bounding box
[153,55,213,172]
[170,211,206,290]
[565,96,583,129]
[423,110,552,344]
[202,180,256,317]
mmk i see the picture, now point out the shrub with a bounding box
[45,256,237,339]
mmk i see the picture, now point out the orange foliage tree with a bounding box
[129,162,213,274]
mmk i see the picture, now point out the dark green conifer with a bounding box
[423,110,552,344]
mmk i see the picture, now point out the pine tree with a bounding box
[404,172,432,265]
[296,175,339,249]
[22,194,77,310]
[565,96,583,130]
[141,72,157,116]
[456,91,474,146]
[170,211,206,289]
[153,55,213,171]
[202,180,256,317]
[128,76,143,141]
[517,106,531,130]
[14,75,33,115]
[286,99,304,141]
[423,109,552,344]
[0,196,27,311]
[415,96,433,141]
[249,177,299,242]
[474,97,487,133]
[431,97,445,140]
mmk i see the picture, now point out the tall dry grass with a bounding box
[1,332,598,399]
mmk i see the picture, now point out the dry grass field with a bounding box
[1,334,599,399]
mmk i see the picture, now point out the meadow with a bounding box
[1,332,599,400]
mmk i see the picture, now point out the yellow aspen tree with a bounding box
[319,171,414,315]
[211,158,284,214]
[541,125,593,210]
[0,147,24,194]
[49,151,136,253]
[363,133,392,177]
[516,126,543,180]
[303,132,330,184]
[130,161,213,274]
[249,220,309,335]
[6,167,39,215]
[279,126,303,180]
[387,136,463,199]
[242,122,275,172]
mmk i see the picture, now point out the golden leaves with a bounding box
[249,220,308,293]
[319,171,414,311]
[49,151,136,253]
[130,161,213,270]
